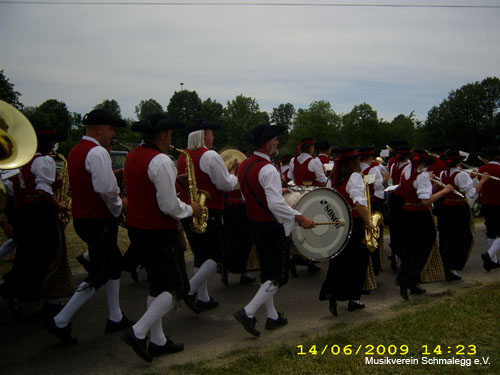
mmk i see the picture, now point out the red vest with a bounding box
[387,156,397,172]
[427,157,447,176]
[178,148,225,210]
[391,162,409,196]
[478,162,500,205]
[335,176,360,218]
[238,155,275,222]
[294,157,317,186]
[125,146,178,230]
[441,170,467,206]
[317,154,330,164]
[400,171,430,211]
[226,189,244,205]
[68,139,114,219]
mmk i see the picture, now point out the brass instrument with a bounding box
[362,175,383,252]
[0,101,38,212]
[386,145,394,153]
[478,155,489,164]
[171,145,210,234]
[51,151,72,226]
[219,146,245,189]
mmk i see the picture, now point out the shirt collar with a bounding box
[83,135,101,146]
[254,151,271,161]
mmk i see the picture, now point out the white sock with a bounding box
[450,269,459,276]
[487,238,494,248]
[264,294,279,320]
[54,282,95,328]
[133,292,173,341]
[0,239,16,258]
[188,259,216,297]
[187,267,200,296]
[244,280,278,318]
[106,279,123,323]
[82,251,90,261]
[197,280,210,303]
[488,238,500,263]
[145,296,167,346]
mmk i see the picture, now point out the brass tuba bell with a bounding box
[0,100,38,212]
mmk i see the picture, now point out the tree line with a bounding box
[1,69,499,161]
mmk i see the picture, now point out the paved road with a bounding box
[1,225,499,375]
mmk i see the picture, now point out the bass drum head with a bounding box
[287,187,352,261]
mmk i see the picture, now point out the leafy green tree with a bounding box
[0,69,23,109]
[94,99,122,118]
[420,77,500,152]
[271,103,295,128]
[200,98,224,123]
[382,112,419,148]
[287,100,341,154]
[340,103,381,148]
[166,90,202,125]
[135,98,163,121]
[220,95,269,151]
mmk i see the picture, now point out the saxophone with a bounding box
[171,145,210,234]
[51,152,72,227]
[362,175,383,252]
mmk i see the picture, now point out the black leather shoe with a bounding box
[348,301,365,312]
[240,274,257,284]
[400,285,409,301]
[182,294,200,314]
[445,272,462,282]
[234,308,259,337]
[481,252,499,272]
[328,298,337,317]
[121,327,152,363]
[148,337,184,357]
[76,254,91,273]
[46,318,78,345]
[105,314,135,333]
[409,286,426,295]
[195,297,219,312]
[265,312,288,330]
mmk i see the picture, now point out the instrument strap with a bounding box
[241,158,276,220]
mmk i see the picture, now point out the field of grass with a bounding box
[168,281,499,375]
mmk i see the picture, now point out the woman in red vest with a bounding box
[319,147,375,316]
[397,150,452,300]
[439,150,489,281]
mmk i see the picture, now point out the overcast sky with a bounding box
[1,0,500,123]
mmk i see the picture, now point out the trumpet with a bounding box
[430,176,465,198]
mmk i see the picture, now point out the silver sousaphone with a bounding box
[284,186,353,261]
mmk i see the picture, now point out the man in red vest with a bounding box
[177,121,239,311]
[120,114,201,362]
[46,109,132,345]
[479,147,500,271]
[234,123,315,337]
[288,138,327,186]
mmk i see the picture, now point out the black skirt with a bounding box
[439,204,472,271]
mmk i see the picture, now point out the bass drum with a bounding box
[284,187,353,261]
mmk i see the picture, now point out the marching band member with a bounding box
[387,145,411,271]
[359,146,385,274]
[315,140,333,165]
[287,138,327,187]
[479,147,500,271]
[234,123,315,337]
[320,147,375,316]
[1,128,69,316]
[177,121,238,311]
[397,150,453,300]
[439,150,489,280]
[121,114,201,362]
[46,110,133,344]
[387,139,408,172]
[278,155,292,185]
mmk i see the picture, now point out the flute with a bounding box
[430,177,465,198]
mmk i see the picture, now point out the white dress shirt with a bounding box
[287,153,327,184]
[402,166,433,200]
[83,136,122,218]
[31,153,56,195]
[199,147,238,192]
[252,151,300,236]
[148,153,193,220]
[360,162,385,200]
[440,168,477,199]
[346,172,368,207]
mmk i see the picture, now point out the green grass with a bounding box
[166,281,499,375]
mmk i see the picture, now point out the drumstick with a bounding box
[315,219,345,227]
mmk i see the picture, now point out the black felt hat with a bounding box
[132,113,183,133]
[185,119,221,134]
[82,109,127,128]
[244,123,286,147]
